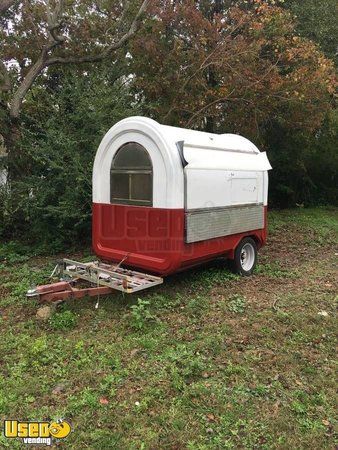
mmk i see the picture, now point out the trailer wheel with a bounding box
[232,237,257,276]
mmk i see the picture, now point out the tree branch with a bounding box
[8,0,149,118]
[8,0,66,118]
[9,57,47,119]
[43,0,66,57]
[46,0,149,65]
[0,0,17,15]
[0,0,16,114]
[186,89,237,127]
[0,60,11,92]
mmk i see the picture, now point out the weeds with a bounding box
[50,310,78,331]
[130,298,156,330]
[256,261,299,278]
[228,294,246,314]
[185,263,238,291]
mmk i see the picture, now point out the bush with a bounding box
[130,299,156,330]
[0,64,141,250]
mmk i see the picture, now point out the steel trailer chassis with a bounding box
[26,259,163,304]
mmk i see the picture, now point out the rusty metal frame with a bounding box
[28,280,114,303]
[27,258,163,303]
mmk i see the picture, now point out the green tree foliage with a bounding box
[0,65,140,249]
[266,111,338,207]
[283,0,338,62]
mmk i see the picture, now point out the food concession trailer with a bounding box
[27,117,272,303]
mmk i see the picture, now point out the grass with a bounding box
[0,207,337,449]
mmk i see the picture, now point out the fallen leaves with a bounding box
[206,413,216,422]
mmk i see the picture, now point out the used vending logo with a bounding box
[3,419,71,446]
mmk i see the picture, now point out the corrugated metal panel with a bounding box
[185,204,264,243]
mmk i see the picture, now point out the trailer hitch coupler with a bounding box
[26,287,39,298]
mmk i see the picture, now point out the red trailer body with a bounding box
[92,203,268,276]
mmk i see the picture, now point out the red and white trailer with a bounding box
[28,117,271,303]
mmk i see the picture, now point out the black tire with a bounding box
[231,237,257,276]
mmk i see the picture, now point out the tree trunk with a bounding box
[10,57,46,120]
[1,111,22,182]
[204,65,217,133]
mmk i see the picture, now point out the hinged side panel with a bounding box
[185,204,264,244]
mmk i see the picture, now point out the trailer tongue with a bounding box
[27,259,163,303]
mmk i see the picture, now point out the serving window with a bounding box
[110,142,153,206]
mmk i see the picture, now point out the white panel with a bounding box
[230,171,258,205]
[257,171,264,205]
[185,169,232,209]
[185,169,263,210]
[263,171,269,206]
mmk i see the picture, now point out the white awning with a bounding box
[183,145,272,172]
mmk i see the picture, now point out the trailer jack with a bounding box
[27,259,163,304]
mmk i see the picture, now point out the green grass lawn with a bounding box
[0,207,337,449]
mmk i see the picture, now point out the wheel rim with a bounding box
[240,243,255,271]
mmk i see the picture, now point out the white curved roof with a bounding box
[93,116,271,208]
[161,124,260,154]
[117,117,272,171]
